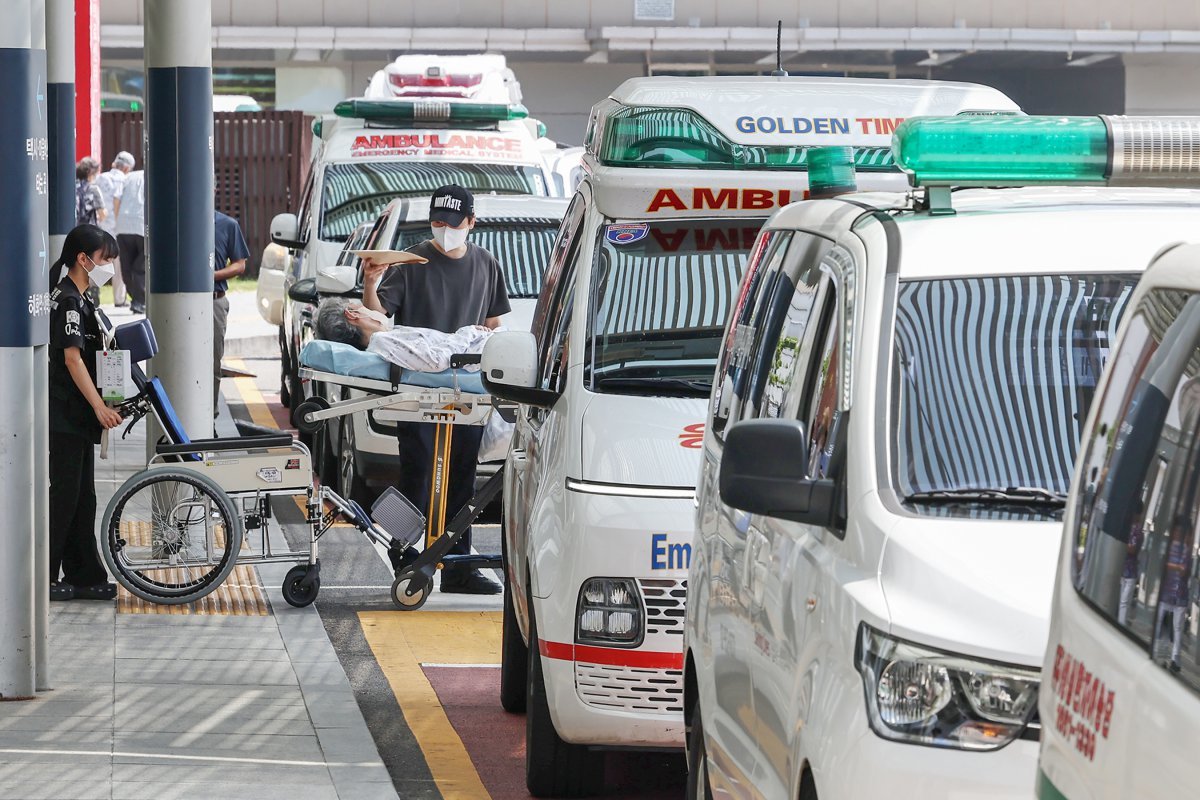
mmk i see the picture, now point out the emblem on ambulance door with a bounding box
[605,223,650,245]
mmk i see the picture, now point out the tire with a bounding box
[799,769,819,800]
[101,467,242,605]
[526,607,603,797]
[500,572,529,713]
[338,414,376,507]
[292,396,330,434]
[686,697,714,800]
[314,426,338,488]
[281,564,320,608]
[278,327,293,409]
[391,570,432,610]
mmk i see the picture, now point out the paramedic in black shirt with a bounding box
[362,185,510,594]
[48,224,123,601]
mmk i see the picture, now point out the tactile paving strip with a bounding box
[116,564,271,615]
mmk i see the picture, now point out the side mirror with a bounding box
[316,265,358,295]
[482,331,558,408]
[270,212,305,249]
[288,277,319,305]
[719,419,835,527]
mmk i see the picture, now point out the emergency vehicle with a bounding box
[477,76,1019,797]
[683,115,1200,799]
[1039,239,1200,800]
[264,54,556,413]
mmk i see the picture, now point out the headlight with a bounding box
[856,624,1039,751]
[576,578,643,646]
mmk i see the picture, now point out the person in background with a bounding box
[114,169,147,314]
[96,151,134,307]
[74,158,105,228]
[212,210,249,413]
[48,224,123,601]
[360,185,510,595]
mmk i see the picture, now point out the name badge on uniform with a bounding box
[97,350,132,403]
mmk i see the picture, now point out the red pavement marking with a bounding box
[423,666,686,800]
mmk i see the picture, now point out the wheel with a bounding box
[526,605,603,797]
[338,414,377,507]
[281,564,320,608]
[686,696,714,800]
[292,396,329,435]
[314,425,338,487]
[278,327,293,408]
[100,467,242,605]
[392,570,432,610]
[500,555,528,712]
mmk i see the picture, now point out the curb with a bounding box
[224,334,279,359]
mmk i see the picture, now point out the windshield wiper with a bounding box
[905,487,1067,507]
[593,376,712,397]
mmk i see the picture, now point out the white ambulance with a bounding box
[478,76,1019,797]
[684,116,1200,800]
[1039,239,1200,799]
[265,57,555,411]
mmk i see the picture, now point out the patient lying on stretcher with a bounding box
[314,297,493,373]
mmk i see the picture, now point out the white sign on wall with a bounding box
[634,0,675,22]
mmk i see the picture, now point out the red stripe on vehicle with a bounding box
[537,639,683,670]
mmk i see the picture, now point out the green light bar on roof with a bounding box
[893,115,1200,187]
[596,105,895,172]
[334,99,528,123]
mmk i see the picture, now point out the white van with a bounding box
[292,194,567,504]
[264,62,556,412]
[1039,240,1200,799]
[478,76,1020,797]
[684,116,1200,800]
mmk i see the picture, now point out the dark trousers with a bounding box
[116,233,146,306]
[49,432,108,586]
[396,422,484,560]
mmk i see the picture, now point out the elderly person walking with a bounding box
[96,151,135,307]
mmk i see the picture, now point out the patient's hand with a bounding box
[345,306,385,344]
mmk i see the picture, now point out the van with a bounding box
[479,76,1020,797]
[262,55,557,413]
[1038,240,1200,799]
[684,115,1200,799]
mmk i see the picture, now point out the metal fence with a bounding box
[100,110,312,277]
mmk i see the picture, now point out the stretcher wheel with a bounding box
[100,467,242,605]
[292,397,330,434]
[391,570,432,610]
[281,564,320,608]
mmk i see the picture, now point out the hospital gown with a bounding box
[366,324,493,372]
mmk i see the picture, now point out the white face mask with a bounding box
[86,256,115,288]
[432,224,469,251]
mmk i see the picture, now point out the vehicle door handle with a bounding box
[511,448,528,465]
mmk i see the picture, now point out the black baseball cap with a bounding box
[429,185,474,226]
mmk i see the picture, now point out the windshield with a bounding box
[588,219,762,397]
[319,161,546,242]
[890,274,1137,503]
[393,219,560,299]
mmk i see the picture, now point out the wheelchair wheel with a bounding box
[101,467,242,605]
[281,564,320,608]
[391,570,432,610]
[292,397,330,434]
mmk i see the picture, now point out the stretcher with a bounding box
[97,319,431,609]
[295,340,514,609]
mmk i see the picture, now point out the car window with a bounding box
[800,286,841,480]
[1073,289,1200,690]
[532,194,585,351]
[535,196,587,392]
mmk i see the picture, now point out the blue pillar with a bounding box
[144,0,213,440]
[0,0,49,699]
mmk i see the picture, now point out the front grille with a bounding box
[574,662,685,715]
[640,578,687,638]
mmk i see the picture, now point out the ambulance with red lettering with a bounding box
[265,54,556,419]
[478,76,1019,797]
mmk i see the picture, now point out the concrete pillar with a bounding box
[144,0,214,442]
[41,0,73,694]
[0,0,49,700]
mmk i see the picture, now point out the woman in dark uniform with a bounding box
[48,224,123,601]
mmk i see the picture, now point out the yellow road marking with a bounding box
[226,358,279,430]
[359,611,502,800]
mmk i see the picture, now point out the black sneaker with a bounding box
[440,568,501,595]
[73,583,117,601]
[50,581,74,601]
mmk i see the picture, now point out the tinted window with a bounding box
[1074,290,1200,690]
[890,275,1136,502]
[393,220,560,299]
[319,161,546,242]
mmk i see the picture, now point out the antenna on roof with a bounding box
[771,21,789,77]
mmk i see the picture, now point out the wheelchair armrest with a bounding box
[156,434,296,456]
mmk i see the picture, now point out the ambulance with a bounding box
[265,54,556,411]
[477,76,1020,797]
[684,115,1200,800]
[1039,239,1200,799]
